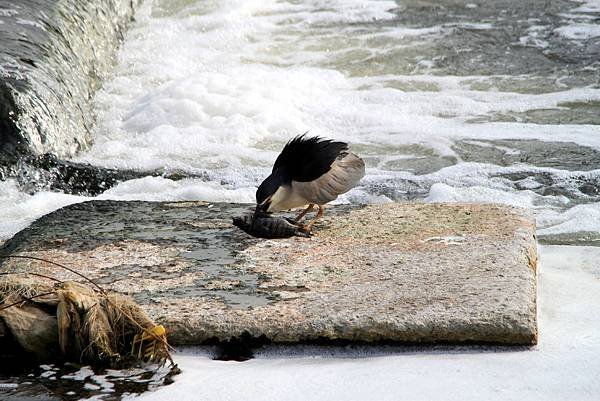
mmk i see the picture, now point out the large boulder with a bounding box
[0,201,538,346]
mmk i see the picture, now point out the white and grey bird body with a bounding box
[255,135,365,229]
[267,151,364,212]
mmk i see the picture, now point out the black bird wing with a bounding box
[273,134,348,182]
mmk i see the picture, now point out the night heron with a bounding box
[255,134,365,231]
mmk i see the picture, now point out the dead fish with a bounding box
[232,214,310,239]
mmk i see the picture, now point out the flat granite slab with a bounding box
[0,201,537,345]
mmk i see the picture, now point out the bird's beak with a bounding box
[253,204,262,221]
[253,199,271,221]
[252,202,267,231]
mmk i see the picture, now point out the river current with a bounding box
[0,1,599,399]
[1,0,600,246]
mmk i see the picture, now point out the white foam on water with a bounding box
[557,0,600,39]
[558,12,600,20]
[519,25,550,49]
[0,1,598,396]
[1,0,599,242]
[258,0,398,25]
[399,161,600,240]
[0,180,88,241]
[75,0,599,204]
[417,162,600,234]
[0,9,18,17]
[538,202,600,235]
[15,18,46,30]
[60,366,95,381]
[573,0,600,12]
[128,245,600,401]
[554,23,600,40]
[0,177,257,242]
[447,22,494,30]
[79,0,600,176]
[425,180,592,235]
[359,25,443,40]
[426,182,538,208]
[97,176,256,203]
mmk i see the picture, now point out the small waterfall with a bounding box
[0,0,142,162]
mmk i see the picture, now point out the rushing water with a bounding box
[0,0,599,399]
[1,0,599,245]
[0,0,141,160]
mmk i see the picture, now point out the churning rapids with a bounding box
[0,0,599,400]
[1,0,600,245]
[1,0,599,245]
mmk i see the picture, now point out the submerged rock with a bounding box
[6,153,204,196]
[0,201,538,349]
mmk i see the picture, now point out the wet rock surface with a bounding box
[0,201,538,346]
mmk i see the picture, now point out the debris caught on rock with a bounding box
[0,255,175,369]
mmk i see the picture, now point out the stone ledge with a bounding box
[0,201,537,345]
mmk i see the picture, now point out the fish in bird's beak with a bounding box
[252,204,262,222]
[254,199,271,219]
[252,202,268,229]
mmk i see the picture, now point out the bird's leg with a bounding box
[293,204,314,224]
[304,204,324,231]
